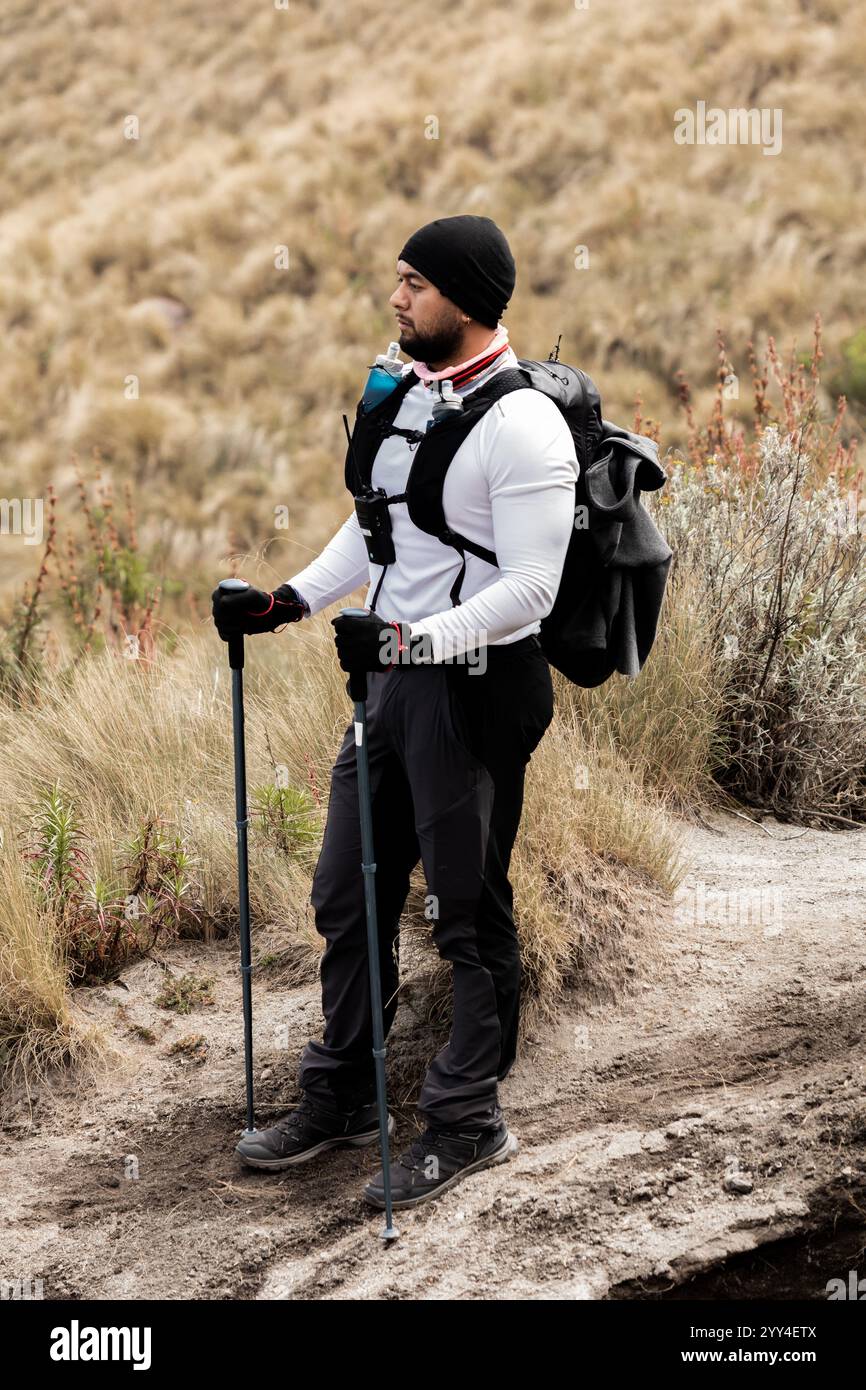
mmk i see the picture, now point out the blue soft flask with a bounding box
[361,341,404,412]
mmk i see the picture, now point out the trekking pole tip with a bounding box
[380,1223,401,1243]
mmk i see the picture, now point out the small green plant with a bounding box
[0,488,57,701]
[155,972,214,1014]
[0,459,162,707]
[20,791,207,983]
[251,782,319,857]
[57,459,160,660]
[21,784,131,982]
[123,819,204,941]
[24,782,88,912]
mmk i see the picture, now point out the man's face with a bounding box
[389,259,467,365]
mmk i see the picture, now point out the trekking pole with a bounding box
[218,577,256,1137]
[340,608,400,1243]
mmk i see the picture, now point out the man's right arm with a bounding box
[284,510,370,617]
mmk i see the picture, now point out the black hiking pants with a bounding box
[297,633,555,1130]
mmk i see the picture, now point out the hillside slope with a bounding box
[2,809,864,1299]
[1,0,864,602]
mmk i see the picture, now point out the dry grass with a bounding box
[2,0,858,1084]
[0,610,339,1087]
[564,565,728,808]
[1,0,864,615]
[0,619,341,951]
[0,845,102,1095]
[511,704,684,1039]
[0,591,690,1081]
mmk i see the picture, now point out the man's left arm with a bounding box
[409,391,579,662]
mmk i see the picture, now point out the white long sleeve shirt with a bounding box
[284,348,579,662]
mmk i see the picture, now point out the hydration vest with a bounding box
[343,356,673,687]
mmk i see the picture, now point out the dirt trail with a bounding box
[2,810,865,1301]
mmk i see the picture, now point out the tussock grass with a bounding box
[1,0,864,614]
[0,846,102,1098]
[4,0,857,1084]
[0,618,340,1088]
[1,602,687,1084]
[0,623,340,949]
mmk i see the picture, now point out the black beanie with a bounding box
[398,215,516,329]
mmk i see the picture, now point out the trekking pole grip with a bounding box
[218,577,248,671]
[339,608,370,703]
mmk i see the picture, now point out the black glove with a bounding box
[211,582,307,639]
[330,611,427,672]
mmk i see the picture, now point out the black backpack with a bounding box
[344,352,673,687]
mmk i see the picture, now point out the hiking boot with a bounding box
[236,1092,395,1171]
[362,1114,518,1209]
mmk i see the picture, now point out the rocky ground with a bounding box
[2,809,864,1301]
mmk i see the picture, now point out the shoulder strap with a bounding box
[405,368,531,582]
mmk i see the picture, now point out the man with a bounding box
[212,214,579,1209]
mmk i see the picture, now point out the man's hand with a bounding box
[211,581,307,639]
[330,611,426,672]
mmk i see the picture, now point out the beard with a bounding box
[398,311,466,368]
